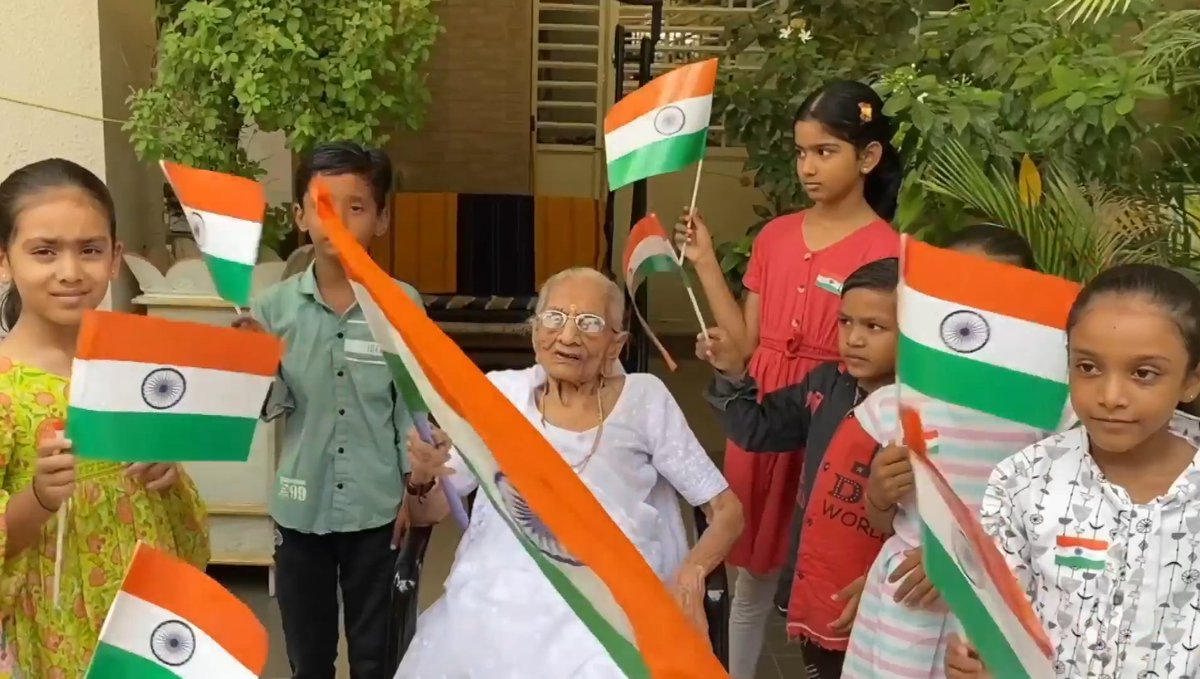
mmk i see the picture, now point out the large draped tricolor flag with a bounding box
[898,237,1080,431]
[161,161,266,307]
[605,59,717,190]
[621,213,682,371]
[900,408,1054,679]
[85,542,268,678]
[313,182,727,679]
[67,311,283,462]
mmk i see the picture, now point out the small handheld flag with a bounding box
[85,542,268,678]
[902,407,1054,679]
[161,161,266,308]
[67,311,283,462]
[621,214,684,370]
[605,59,717,191]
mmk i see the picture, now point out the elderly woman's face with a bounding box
[533,276,625,383]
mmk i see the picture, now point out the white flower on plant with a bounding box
[797,28,813,43]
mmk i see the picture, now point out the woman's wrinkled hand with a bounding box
[669,563,709,638]
[406,427,455,481]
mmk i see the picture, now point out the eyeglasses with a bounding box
[536,310,607,335]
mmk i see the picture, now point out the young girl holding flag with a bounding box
[948,263,1200,678]
[675,79,901,678]
[0,159,208,677]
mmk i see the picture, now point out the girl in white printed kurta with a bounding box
[842,225,1060,679]
[948,263,1200,679]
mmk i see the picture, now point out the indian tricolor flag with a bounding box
[901,407,1054,679]
[621,214,680,371]
[899,237,1080,431]
[605,59,717,190]
[85,542,267,678]
[313,181,726,679]
[161,161,266,307]
[67,311,283,462]
[1054,535,1108,571]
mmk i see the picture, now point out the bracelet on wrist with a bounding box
[405,475,436,498]
[31,483,56,513]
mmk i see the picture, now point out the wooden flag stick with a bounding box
[52,498,70,607]
[674,159,710,341]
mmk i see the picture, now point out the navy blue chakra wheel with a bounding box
[494,472,582,566]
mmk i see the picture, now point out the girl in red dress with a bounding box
[677,79,902,678]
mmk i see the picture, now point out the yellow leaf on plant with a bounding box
[1019,154,1043,207]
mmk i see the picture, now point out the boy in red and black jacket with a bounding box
[699,257,898,678]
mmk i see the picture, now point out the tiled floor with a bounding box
[217,348,812,677]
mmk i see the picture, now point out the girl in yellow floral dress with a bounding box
[0,158,209,678]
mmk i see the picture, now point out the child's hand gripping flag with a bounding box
[900,407,1054,679]
[67,311,283,462]
[85,542,268,678]
[161,161,266,308]
[312,181,728,679]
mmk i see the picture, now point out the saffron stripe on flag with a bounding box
[607,130,708,190]
[603,59,718,133]
[120,546,267,673]
[606,95,713,162]
[66,408,259,462]
[1056,535,1107,550]
[89,594,259,679]
[904,239,1080,329]
[899,286,1068,384]
[897,334,1069,431]
[74,312,281,375]
[160,161,265,223]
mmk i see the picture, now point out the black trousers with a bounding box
[275,522,399,679]
[801,640,846,679]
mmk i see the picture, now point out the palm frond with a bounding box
[921,141,1192,282]
[1048,0,1133,24]
[1138,10,1200,86]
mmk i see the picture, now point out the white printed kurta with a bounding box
[981,413,1200,678]
[395,367,729,678]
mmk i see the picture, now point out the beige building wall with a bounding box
[1,0,161,309]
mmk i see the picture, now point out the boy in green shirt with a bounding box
[235,141,420,679]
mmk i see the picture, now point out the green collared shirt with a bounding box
[253,263,420,534]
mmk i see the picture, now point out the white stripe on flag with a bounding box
[626,236,677,278]
[349,282,637,639]
[69,359,271,417]
[913,462,1053,676]
[187,208,261,266]
[900,286,1068,383]
[604,95,712,162]
[98,592,257,679]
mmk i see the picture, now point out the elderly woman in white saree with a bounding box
[394,267,743,678]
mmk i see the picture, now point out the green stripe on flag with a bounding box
[85,643,178,679]
[1054,555,1105,570]
[633,254,680,281]
[608,130,707,190]
[203,253,254,307]
[382,351,429,414]
[67,406,258,462]
[922,524,1033,679]
[898,334,1067,431]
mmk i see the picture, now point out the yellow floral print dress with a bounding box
[0,359,209,678]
